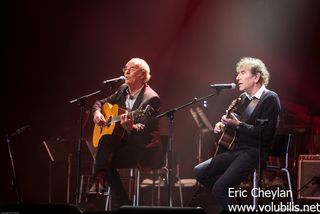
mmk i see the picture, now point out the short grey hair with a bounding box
[130,58,151,83]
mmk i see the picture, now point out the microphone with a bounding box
[210,83,236,90]
[16,125,30,134]
[9,125,30,137]
[103,76,125,84]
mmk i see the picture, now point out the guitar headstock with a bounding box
[226,97,241,117]
[133,104,154,122]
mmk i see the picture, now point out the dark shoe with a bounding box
[111,198,132,211]
[109,188,132,211]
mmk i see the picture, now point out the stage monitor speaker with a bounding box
[117,205,206,214]
[0,203,81,214]
[297,155,320,200]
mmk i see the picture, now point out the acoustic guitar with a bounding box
[214,97,241,156]
[92,103,152,147]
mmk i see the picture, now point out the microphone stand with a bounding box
[69,84,116,206]
[156,90,221,206]
[5,125,30,204]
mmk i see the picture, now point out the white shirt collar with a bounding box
[128,85,144,99]
[245,85,268,100]
[125,85,144,110]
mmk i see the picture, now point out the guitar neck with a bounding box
[107,111,135,125]
[226,111,232,118]
[109,116,121,124]
[225,97,241,119]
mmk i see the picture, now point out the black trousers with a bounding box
[194,147,259,209]
[94,134,161,201]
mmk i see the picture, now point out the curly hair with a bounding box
[236,57,270,86]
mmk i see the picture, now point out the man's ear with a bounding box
[254,73,261,83]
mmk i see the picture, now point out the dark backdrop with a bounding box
[2,0,320,204]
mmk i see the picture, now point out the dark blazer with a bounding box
[92,83,161,148]
[234,90,281,149]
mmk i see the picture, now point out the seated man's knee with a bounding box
[194,165,212,187]
[193,165,203,182]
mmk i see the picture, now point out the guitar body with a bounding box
[214,127,236,156]
[92,102,153,148]
[92,103,119,148]
[218,127,236,150]
[214,98,241,156]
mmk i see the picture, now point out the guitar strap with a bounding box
[240,90,267,121]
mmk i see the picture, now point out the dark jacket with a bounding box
[92,83,161,148]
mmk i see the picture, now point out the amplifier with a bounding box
[297,155,320,199]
